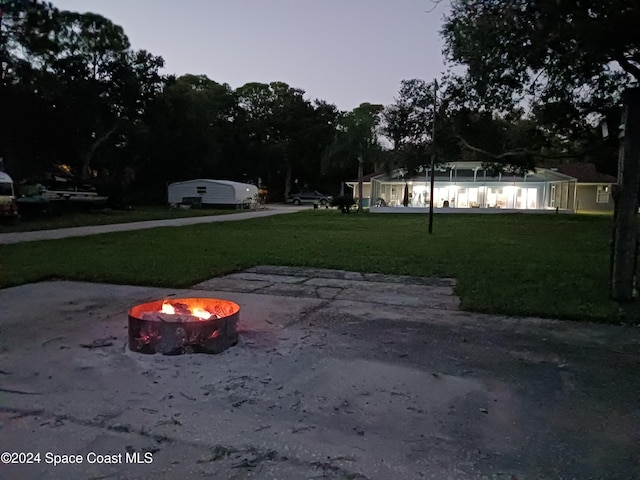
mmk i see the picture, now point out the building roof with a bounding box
[346,172,381,183]
[370,162,575,183]
[556,163,616,184]
[170,179,255,188]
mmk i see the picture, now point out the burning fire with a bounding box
[191,307,212,320]
[160,302,175,315]
[161,301,213,320]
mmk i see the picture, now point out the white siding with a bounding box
[168,180,257,205]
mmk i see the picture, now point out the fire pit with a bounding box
[128,298,239,355]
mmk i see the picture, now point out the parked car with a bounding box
[287,190,333,206]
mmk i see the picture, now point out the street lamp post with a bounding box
[428,79,438,234]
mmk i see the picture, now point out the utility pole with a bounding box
[611,87,640,301]
[428,79,437,234]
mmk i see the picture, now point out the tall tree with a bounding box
[1,2,164,182]
[324,103,383,212]
[382,79,433,149]
[440,0,639,168]
[382,79,435,175]
[0,0,60,175]
[236,82,337,199]
[49,10,164,179]
[434,106,550,174]
[139,74,236,199]
[442,0,639,117]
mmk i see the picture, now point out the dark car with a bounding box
[287,190,333,206]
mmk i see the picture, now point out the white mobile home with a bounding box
[0,171,18,219]
[168,179,258,207]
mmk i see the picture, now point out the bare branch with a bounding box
[457,136,529,159]
[456,135,587,161]
[615,54,640,82]
[424,0,445,14]
[81,123,119,179]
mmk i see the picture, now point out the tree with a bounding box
[442,0,639,117]
[440,0,639,170]
[138,74,236,200]
[442,0,640,300]
[0,0,60,175]
[0,1,166,183]
[435,107,550,174]
[48,11,165,179]
[236,82,338,199]
[381,79,435,175]
[324,103,383,212]
[382,79,433,149]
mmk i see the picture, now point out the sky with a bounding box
[50,0,451,111]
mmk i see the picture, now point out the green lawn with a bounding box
[0,205,235,233]
[1,210,637,324]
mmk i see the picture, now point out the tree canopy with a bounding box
[324,103,383,212]
[380,79,435,175]
[438,0,640,172]
[0,1,341,203]
[7,0,633,206]
[442,0,640,118]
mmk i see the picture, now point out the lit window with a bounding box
[596,185,610,203]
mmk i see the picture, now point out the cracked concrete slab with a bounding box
[194,267,460,309]
[0,267,639,480]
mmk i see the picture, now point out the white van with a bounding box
[0,171,18,220]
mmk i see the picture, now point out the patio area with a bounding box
[0,266,637,479]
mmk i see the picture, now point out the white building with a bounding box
[349,162,578,212]
[0,171,18,219]
[168,179,258,208]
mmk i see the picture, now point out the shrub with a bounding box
[331,195,356,214]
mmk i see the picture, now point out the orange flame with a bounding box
[161,302,176,314]
[161,301,212,320]
[191,307,212,320]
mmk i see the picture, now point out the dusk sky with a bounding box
[50,0,450,111]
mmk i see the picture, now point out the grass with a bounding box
[1,210,637,324]
[0,205,236,233]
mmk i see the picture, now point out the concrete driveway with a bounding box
[0,205,306,245]
[0,266,639,479]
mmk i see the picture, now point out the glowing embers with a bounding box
[128,298,240,355]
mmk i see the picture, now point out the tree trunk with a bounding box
[80,124,118,180]
[283,161,293,202]
[357,153,364,213]
[611,88,640,301]
[0,98,14,174]
[0,83,15,175]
